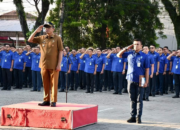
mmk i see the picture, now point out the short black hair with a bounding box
[159,47,163,50]
[96,48,101,51]
[133,39,142,44]
[89,48,93,52]
[150,45,155,47]
[163,46,168,49]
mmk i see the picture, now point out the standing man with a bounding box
[28,22,63,107]
[143,46,154,101]
[163,46,170,94]
[149,45,160,97]
[117,39,149,123]
[95,49,105,92]
[167,50,180,98]
[80,48,97,93]
[0,45,14,90]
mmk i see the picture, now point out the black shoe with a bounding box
[127,117,136,123]
[95,90,99,92]
[37,90,41,92]
[143,97,146,100]
[123,90,128,93]
[13,87,19,89]
[23,85,27,88]
[86,91,90,93]
[103,89,107,91]
[119,93,122,95]
[172,95,179,98]
[156,92,159,95]
[160,93,163,96]
[31,90,37,92]
[1,88,7,90]
[59,89,65,92]
[70,88,74,90]
[99,90,102,92]
[145,98,149,101]
[149,93,152,96]
[165,92,168,94]
[50,102,56,107]
[136,117,141,124]
[38,101,50,106]
[171,91,174,93]
[152,95,155,97]
[113,92,118,94]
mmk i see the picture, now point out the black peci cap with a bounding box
[44,22,54,28]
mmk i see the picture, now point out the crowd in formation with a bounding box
[0,44,180,100]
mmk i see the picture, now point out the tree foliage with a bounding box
[47,0,165,49]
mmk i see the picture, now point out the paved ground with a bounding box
[0,87,179,130]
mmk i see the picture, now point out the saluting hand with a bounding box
[35,25,44,33]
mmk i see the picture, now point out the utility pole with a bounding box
[59,0,65,40]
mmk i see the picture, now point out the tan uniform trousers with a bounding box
[41,68,59,102]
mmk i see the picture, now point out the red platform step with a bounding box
[1,101,98,129]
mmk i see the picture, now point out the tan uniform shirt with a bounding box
[32,34,63,69]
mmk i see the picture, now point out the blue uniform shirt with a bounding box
[31,53,41,71]
[123,51,149,83]
[149,51,160,73]
[163,53,170,71]
[79,54,87,71]
[147,53,155,75]
[13,53,26,70]
[111,54,124,72]
[159,54,168,73]
[0,51,13,69]
[104,54,113,71]
[61,55,71,72]
[70,55,79,71]
[83,54,97,74]
[171,56,180,74]
[96,54,105,72]
[24,51,32,67]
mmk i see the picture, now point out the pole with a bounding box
[59,0,64,40]
[41,0,44,35]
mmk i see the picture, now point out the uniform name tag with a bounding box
[5,59,7,62]
[19,59,21,62]
[61,64,63,67]
[106,62,108,65]
[84,60,85,63]
[90,62,92,65]
[97,65,98,67]
[36,60,38,63]
[119,59,121,63]
[29,57,31,59]
[137,62,141,67]
[176,65,178,69]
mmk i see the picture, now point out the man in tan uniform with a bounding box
[28,22,63,107]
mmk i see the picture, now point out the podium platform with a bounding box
[1,101,98,129]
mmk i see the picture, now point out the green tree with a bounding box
[47,0,165,49]
[161,0,180,49]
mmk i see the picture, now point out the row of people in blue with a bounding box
[0,44,179,100]
[0,44,41,91]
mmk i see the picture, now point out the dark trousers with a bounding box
[157,73,164,94]
[104,70,113,90]
[95,72,103,91]
[174,74,180,96]
[169,74,174,91]
[128,81,144,118]
[164,71,169,93]
[143,77,150,99]
[32,71,42,91]
[79,70,86,89]
[70,70,79,90]
[23,67,32,87]
[0,66,3,86]
[2,68,12,89]
[123,70,128,91]
[14,69,23,89]
[113,72,123,93]
[86,73,94,92]
[149,73,156,96]
[60,71,69,90]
